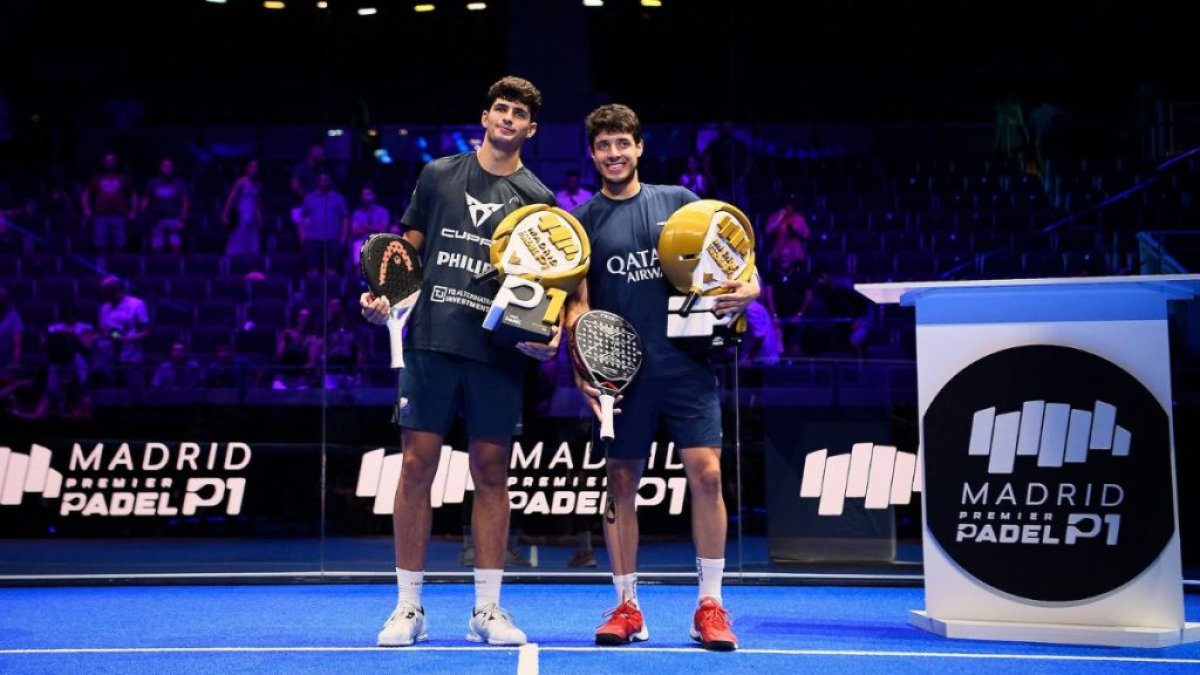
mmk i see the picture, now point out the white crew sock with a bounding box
[396,567,424,607]
[612,572,638,606]
[474,568,504,612]
[697,557,724,604]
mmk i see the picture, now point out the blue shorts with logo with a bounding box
[394,349,526,439]
[598,361,723,460]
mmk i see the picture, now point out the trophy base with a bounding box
[490,303,556,346]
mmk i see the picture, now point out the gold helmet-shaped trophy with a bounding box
[482,204,591,345]
[657,199,756,339]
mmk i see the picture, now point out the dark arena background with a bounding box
[2,1,1200,673]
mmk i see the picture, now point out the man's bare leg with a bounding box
[393,428,445,570]
[680,447,726,560]
[603,457,644,609]
[680,445,737,650]
[468,436,513,570]
[379,428,443,647]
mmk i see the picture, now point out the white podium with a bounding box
[858,274,1200,648]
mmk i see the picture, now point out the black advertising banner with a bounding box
[0,439,321,538]
[327,424,694,538]
[763,406,899,564]
[0,418,693,540]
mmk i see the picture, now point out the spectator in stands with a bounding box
[222,158,264,256]
[702,121,751,207]
[763,245,813,356]
[1028,101,1069,178]
[554,170,593,211]
[44,301,94,410]
[323,297,367,390]
[0,286,22,376]
[272,306,321,389]
[81,152,136,257]
[291,143,328,232]
[291,143,327,201]
[764,196,810,267]
[679,155,708,198]
[151,340,204,390]
[204,340,244,389]
[142,156,190,254]
[299,172,350,277]
[47,365,93,420]
[348,184,391,272]
[741,299,782,366]
[810,266,873,359]
[993,93,1037,176]
[93,275,150,391]
[0,370,48,420]
[47,179,78,234]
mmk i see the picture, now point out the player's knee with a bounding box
[607,467,640,498]
[468,451,509,491]
[399,469,436,493]
[399,455,438,488]
[469,463,508,492]
[690,466,723,498]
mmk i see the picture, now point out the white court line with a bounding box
[0,570,926,582]
[516,643,539,675]
[549,647,1200,664]
[1,646,1199,665]
[6,570,1189,585]
[0,647,512,654]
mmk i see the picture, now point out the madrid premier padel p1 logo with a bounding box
[923,345,1174,603]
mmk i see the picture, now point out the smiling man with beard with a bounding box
[565,104,759,651]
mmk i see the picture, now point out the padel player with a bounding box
[565,104,759,651]
[360,76,558,647]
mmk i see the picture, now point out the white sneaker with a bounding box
[378,602,427,647]
[466,603,527,646]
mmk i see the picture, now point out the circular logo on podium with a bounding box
[923,345,1174,602]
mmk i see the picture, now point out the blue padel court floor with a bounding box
[1,583,1198,674]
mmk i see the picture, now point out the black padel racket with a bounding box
[569,310,644,441]
[359,233,423,368]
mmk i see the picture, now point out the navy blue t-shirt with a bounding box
[572,184,702,379]
[402,152,556,364]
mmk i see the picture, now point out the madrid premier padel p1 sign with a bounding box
[923,344,1174,602]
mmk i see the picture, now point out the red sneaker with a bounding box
[594,599,649,645]
[690,597,737,651]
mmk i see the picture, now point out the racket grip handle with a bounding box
[386,316,405,369]
[599,394,615,441]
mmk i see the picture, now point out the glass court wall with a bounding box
[1,0,1197,584]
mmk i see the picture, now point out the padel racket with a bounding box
[569,310,644,441]
[359,233,423,368]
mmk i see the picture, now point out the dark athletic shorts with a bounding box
[597,361,722,459]
[394,349,525,439]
